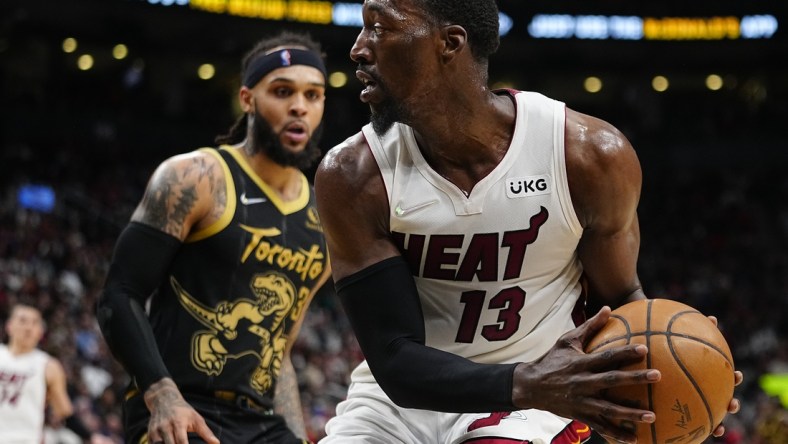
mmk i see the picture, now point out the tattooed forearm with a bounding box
[144,378,187,411]
[275,357,307,438]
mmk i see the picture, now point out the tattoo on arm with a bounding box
[136,156,219,238]
[170,186,198,232]
[210,165,227,221]
[274,358,307,438]
[138,168,176,232]
[144,378,190,418]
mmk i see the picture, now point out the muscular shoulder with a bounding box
[132,149,228,239]
[317,132,377,188]
[315,132,394,278]
[565,109,642,229]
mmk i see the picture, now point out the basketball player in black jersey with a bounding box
[97,31,330,444]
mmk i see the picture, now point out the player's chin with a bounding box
[285,143,309,155]
[282,135,310,151]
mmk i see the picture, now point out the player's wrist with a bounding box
[143,377,184,410]
[64,413,92,440]
[510,362,536,409]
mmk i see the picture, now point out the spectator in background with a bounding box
[96,30,331,444]
[0,302,112,444]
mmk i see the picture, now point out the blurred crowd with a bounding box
[0,151,786,443]
[1,20,786,441]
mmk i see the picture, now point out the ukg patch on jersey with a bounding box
[506,175,551,198]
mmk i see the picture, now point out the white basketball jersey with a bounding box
[355,91,584,378]
[0,344,50,444]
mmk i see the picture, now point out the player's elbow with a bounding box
[375,372,420,409]
[366,353,424,409]
[51,402,74,423]
[95,286,120,338]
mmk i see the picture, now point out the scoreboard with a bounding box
[139,0,779,42]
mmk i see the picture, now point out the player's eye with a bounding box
[274,87,292,97]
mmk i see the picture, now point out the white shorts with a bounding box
[321,380,592,444]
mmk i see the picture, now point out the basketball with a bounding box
[585,299,735,444]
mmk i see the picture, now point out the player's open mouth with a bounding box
[284,122,308,143]
[356,70,379,103]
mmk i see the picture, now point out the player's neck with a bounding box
[238,147,303,202]
[7,341,36,356]
[411,89,513,156]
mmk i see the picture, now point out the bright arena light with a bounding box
[113,44,129,60]
[706,74,724,91]
[198,63,215,80]
[584,76,603,93]
[652,75,669,92]
[77,54,94,71]
[62,38,78,53]
[328,71,348,88]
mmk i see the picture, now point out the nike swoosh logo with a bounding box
[394,199,437,216]
[240,192,267,205]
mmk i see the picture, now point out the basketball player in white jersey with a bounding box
[314,0,742,443]
[0,303,110,444]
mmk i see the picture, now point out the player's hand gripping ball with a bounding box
[585,299,735,444]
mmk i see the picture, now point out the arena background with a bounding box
[1,0,786,442]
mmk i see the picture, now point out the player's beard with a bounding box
[249,110,323,171]
[370,99,406,136]
[368,77,408,136]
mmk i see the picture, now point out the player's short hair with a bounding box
[9,301,46,330]
[420,0,500,61]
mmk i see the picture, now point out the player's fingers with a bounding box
[576,306,612,345]
[585,343,650,372]
[163,429,177,444]
[193,417,220,444]
[707,315,719,327]
[712,423,725,437]
[171,421,192,444]
[577,366,661,395]
[734,370,743,386]
[147,427,163,444]
[727,397,740,414]
[587,404,652,444]
[149,419,180,444]
[151,420,180,444]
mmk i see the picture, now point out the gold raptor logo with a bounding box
[172,272,296,394]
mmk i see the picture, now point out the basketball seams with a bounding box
[646,299,657,444]
[584,299,735,444]
[584,314,632,352]
[664,334,733,365]
[665,336,713,438]
[665,312,730,439]
[666,312,734,366]
[586,332,733,371]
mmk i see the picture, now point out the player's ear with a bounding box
[440,24,467,63]
[239,86,254,113]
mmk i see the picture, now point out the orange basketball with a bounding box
[585,299,735,444]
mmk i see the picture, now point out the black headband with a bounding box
[243,48,327,88]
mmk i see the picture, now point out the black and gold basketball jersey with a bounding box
[147,146,328,410]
